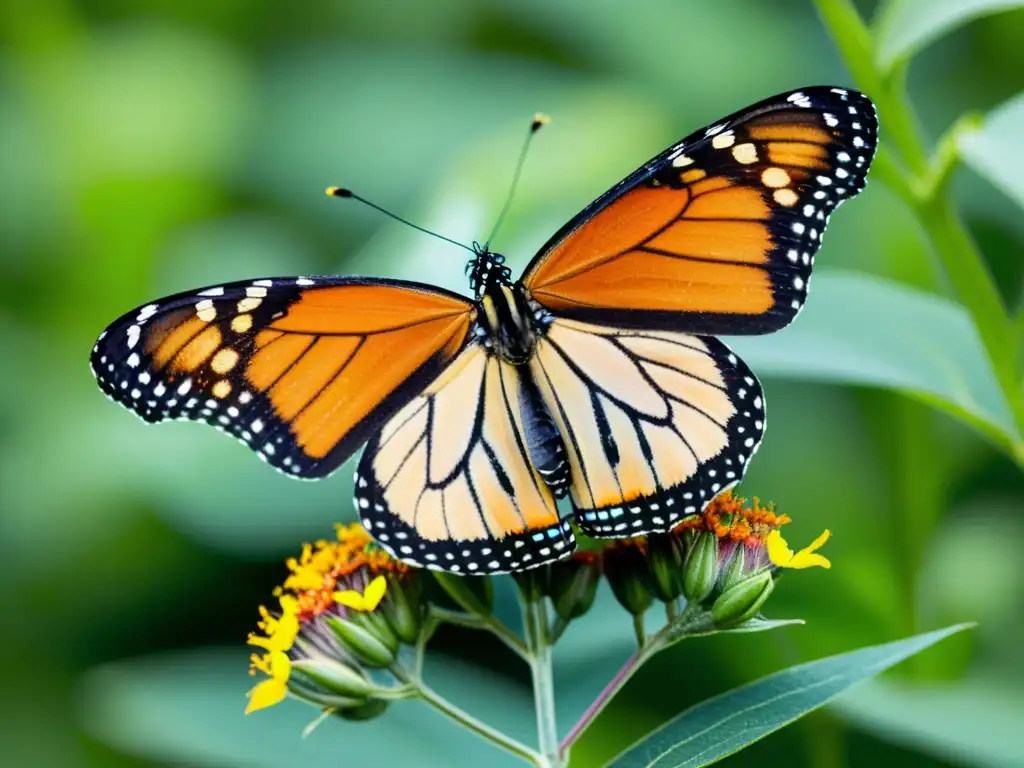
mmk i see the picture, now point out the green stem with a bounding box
[430,607,529,661]
[814,0,1024,450]
[523,598,562,768]
[412,676,542,765]
[632,613,646,649]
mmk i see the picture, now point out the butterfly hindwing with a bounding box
[530,318,764,536]
[355,344,575,574]
[522,86,877,335]
[90,276,475,479]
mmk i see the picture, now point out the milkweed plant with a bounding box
[242,0,1010,764]
[246,492,831,766]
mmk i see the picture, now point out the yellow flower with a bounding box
[766,529,831,570]
[247,594,299,653]
[245,651,291,714]
[334,575,387,612]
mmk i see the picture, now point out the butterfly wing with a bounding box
[530,318,763,536]
[355,344,575,574]
[522,86,877,335]
[90,277,476,478]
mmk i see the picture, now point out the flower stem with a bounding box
[523,597,562,768]
[559,636,664,757]
[430,606,529,661]
[416,679,543,765]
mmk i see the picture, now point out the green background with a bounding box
[2,0,1023,765]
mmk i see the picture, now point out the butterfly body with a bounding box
[91,86,877,574]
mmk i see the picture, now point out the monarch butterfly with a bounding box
[91,86,876,575]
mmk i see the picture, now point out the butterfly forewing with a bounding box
[90,277,475,478]
[522,86,877,335]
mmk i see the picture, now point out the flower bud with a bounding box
[683,532,719,603]
[717,541,747,591]
[381,573,424,644]
[335,697,389,722]
[647,533,686,602]
[603,542,653,616]
[351,609,400,653]
[326,616,397,667]
[287,670,366,710]
[290,658,375,699]
[711,570,774,628]
[431,572,493,617]
[548,553,601,621]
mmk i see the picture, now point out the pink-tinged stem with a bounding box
[559,650,646,756]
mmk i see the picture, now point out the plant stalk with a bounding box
[523,597,562,768]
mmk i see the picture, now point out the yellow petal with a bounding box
[765,529,795,567]
[245,652,291,714]
[334,575,389,612]
[363,575,388,610]
[334,589,368,611]
[767,529,831,570]
[245,678,287,714]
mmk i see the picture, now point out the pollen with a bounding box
[278,522,406,622]
[673,489,790,545]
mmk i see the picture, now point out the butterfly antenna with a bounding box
[325,187,475,254]
[484,113,549,250]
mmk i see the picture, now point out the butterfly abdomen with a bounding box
[517,372,570,498]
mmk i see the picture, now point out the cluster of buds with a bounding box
[246,523,424,718]
[246,492,830,719]
[602,491,831,629]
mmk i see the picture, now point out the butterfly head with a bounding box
[466,242,512,299]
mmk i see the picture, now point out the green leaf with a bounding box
[78,648,529,768]
[958,92,1024,212]
[874,0,1024,69]
[832,676,1024,768]
[728,271,1019,450]
[608,624,971,768]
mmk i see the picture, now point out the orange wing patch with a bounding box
[91,277,476,479]
[354,345,575,575]
[522,86,877,336]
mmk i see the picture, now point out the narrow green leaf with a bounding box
[729,271,1019,449]
[833,676,1024,768]
[874,0,1024,69]
[958,92,1024,212]
[609,624,971,768]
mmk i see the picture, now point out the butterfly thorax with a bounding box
[468,246,536,365]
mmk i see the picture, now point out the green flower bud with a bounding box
[718,542,747,591]
[290,658,375,699]
[432,572,493,617]
[711,570,774,628]
[350,608,400,653]
[326,616,396,667]
[549,553,601,621]
[335,697,389,721]
[603,542,654,616]
[287,670,366,710]
[647,534,685,602]
[683,532,719,603]
[381,573,424,644]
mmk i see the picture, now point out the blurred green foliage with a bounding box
[2,0,1023,765]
